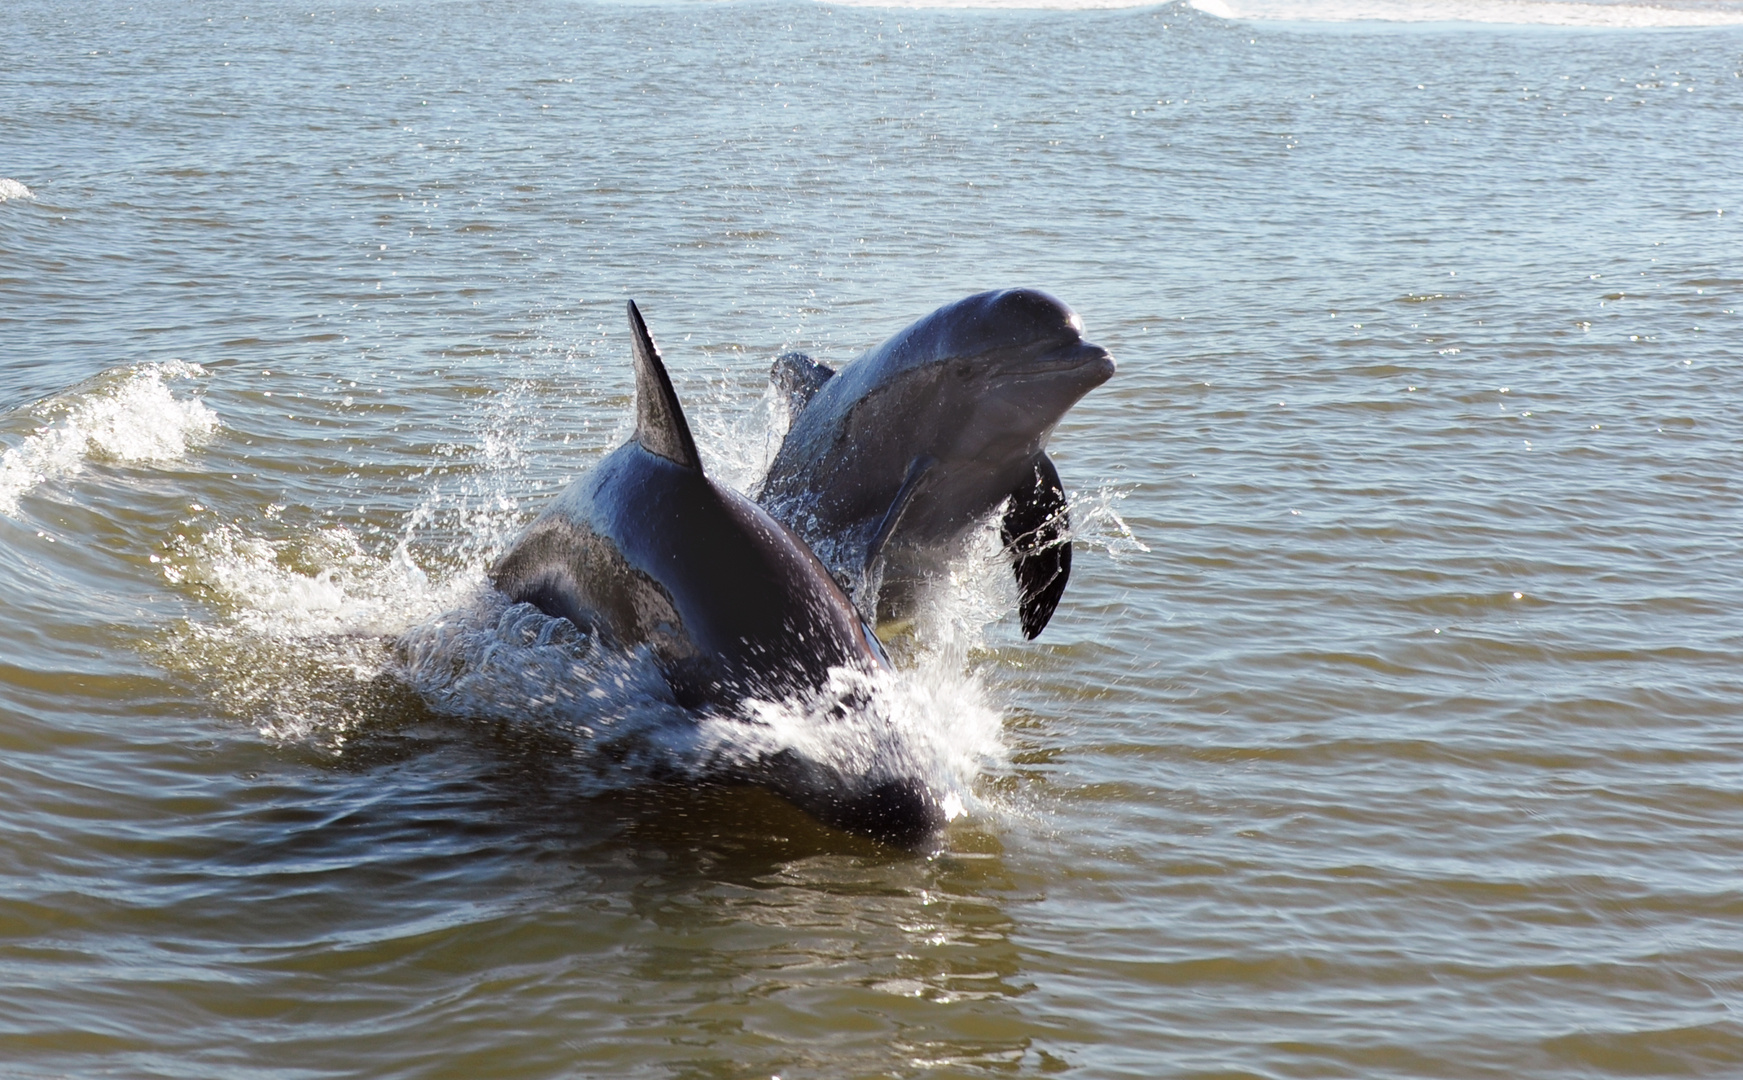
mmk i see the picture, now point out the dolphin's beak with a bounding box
[1078,342,1117,385]
[1000,340,1116,387]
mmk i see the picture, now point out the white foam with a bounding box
[0,178,34,202]
[734,661,1003,812]
[827,0,1158,7]
[0,361,219,516]
[165,524,461,640]
[154,519,482,744]
[1191,0,1743,27]
[396,590,1004,810]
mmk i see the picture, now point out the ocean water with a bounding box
[4,0,1743,1076]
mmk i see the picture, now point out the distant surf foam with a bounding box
[0,361,219,516]
[826,0,1157,8]
[1191,0,1743,26]
[0,178,34,201]
[821,0,1743,21]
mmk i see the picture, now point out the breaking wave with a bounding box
[0,360,219,516]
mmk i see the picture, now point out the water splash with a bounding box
[1069,482,1150,560]
[156,520,476,745]
[144,354,1029,826]
[151,378,541,747]
[407,375,557,576]
[394,589,1003,811]
[0,360,219,516]
[686,364,795,495]
[0,178,34,202]
[164,523,460,641]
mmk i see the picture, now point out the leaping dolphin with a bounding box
[757,288,1116,639]
[491,301,941,845]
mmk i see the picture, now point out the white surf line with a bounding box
[1190,0,1743,28]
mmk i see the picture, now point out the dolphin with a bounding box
[491,301,943,845]
[757,288,1116,639]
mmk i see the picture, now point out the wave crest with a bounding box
[0,360,219,516]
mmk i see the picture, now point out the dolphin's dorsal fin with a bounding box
[627,300,701,471]
[1000,454,1072,639]
[771,352,835,416]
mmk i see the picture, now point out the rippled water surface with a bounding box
[5,0,1743,1076]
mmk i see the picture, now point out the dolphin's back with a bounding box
[489,300,943,845]
[494,438,881,708]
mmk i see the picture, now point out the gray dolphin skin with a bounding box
[491,301,943,845]
[758,288,1116,638]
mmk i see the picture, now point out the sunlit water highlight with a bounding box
[4,0,1743,1076]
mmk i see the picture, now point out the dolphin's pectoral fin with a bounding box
[627,300,702,471]
[1000,454,1072,640]
[864,455,934,575]
[852,455,934,622]
[770,352,835,416]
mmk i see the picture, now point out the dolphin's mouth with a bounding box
[995,340,1116,384]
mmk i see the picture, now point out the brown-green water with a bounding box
[4,1,1743,1076]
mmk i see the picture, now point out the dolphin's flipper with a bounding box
[864,455,934,577]
[628,300,702,471]
[771,352,836,416]
[1000,454,1072,640]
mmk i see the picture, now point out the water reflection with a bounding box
[250,713,1036,1078]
